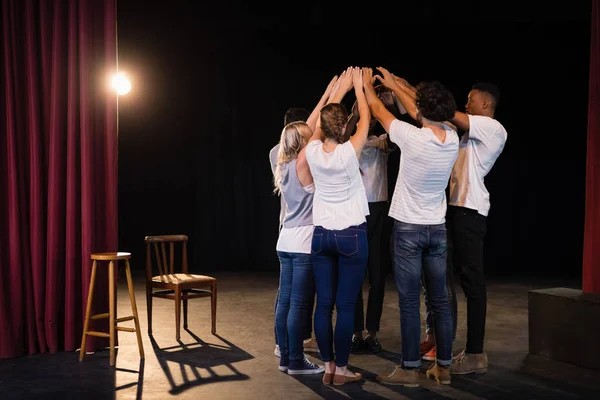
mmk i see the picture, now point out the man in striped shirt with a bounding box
[363,67,459,387]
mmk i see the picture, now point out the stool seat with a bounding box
[91,252,131,261]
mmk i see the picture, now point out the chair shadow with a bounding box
[149,329,253,395]
[115,358,145,400]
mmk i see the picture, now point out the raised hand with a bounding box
[338,66,354,94]
[352,67,363,89]
[375,66,396,89]
[324,75,339,99]
[362,67,374,88]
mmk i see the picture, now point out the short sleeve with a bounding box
[388,119,421,149]
[467,115,499,142]
[269,144,280,174]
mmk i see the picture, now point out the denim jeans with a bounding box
[392,220,452,368]
[311,223,368,367]
[275,251,314,361]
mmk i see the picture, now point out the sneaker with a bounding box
[420,339,435,355]
[288,357,325,375]
[279,357,289,372]
[450,350,488,375]
[351,336,366,353]
[274,345,281,358]
[422,346,436,361]
[376,366,420,387]
[365,335,382,353]
[426,363,451,385]
[303,337,319,352]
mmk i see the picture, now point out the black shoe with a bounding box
[365,335,382,353]
[351,336,366,354]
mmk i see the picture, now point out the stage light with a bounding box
[111,73,131,95]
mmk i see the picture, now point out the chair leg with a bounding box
[109,261,116,367]
[146,284,152,336]
[211,281,217,335]
[183,290,188,329]
[175,286,181,341]
[79,261,98,361]
[125,260,144,359]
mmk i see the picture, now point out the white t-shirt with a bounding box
[448,114,507,217]
[269,144,287,228]
[305,140,369,230]
[388,119,459,225]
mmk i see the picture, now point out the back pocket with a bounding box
[334,233,359,256]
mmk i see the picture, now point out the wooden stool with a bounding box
[79,252,144,366]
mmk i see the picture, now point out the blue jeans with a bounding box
[275,251,314,361]
[311,223,368,367]
[392,220,452,368]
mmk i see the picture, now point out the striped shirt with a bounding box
[388,119,459,225]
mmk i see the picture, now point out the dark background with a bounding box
[116,1,592,280]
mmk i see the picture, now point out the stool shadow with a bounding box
[149,329,252,395]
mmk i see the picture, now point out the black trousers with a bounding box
[448,205,487,354]
[354,201,392,333]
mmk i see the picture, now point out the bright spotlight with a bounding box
[111,73,131,95]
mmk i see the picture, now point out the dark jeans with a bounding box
[447,206,487,354]
[392,220,452,368]
[275,275,315,346]
[354,201,392,333]
[275,251,314,361]
[422,219,457,341]
[311,223,368,367]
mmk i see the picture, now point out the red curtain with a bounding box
[584,0,600,293]
[0,0,118,358]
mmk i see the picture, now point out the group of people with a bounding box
[268,66,507,387]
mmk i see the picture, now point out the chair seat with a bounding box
[152,273,215,285]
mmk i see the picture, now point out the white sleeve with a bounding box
[304,140,321,164]
[388,119,421,149]
[467,115,499,142]
[269,144,280,175]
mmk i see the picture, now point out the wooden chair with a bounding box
[79,252,144,366]
[145,235,216,340]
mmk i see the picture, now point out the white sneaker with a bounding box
[274,345,281,358]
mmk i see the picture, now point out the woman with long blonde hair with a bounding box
[272,120,323,375]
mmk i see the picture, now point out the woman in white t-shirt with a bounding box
[304,67,371,386]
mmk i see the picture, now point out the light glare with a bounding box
[111,73,131,95]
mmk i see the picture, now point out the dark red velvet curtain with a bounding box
[0,0,118,358]
[584,0,600,293]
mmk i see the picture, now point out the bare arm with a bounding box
[296,147,314,187]
[364,69,397,134]
[376,67,418,121]
[450,111,470,132]
[349,68,371,156]
[306,75,338,132]
[327,66,354,104]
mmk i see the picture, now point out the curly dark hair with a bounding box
[320,103,349,143]
[415,81,457,122]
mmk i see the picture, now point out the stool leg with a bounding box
[79,260,98,361]
[211,280,217,335]
[109,260,116,366]
[183,291,188,329]
[125,260,145,358]
[175,287,181,341]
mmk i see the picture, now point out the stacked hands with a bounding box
[324,66,410,101]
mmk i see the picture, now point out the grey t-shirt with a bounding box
[269,143,287,229]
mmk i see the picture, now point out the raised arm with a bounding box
[327,66,354,104]
[306,74,338,132]
[376,67,418,122]
[348,67,371,156]
[450,110,470,132]
[364,68,397,133]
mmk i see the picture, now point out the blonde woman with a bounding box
[273,121,324,375]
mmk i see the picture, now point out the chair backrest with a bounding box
[144,235,189,279]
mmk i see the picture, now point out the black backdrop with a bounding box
[116,1,591,280]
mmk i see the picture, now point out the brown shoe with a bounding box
[426,363,451,384]
[376,366,420,387]
[322,373,334,385]
[450,351,488,375]
[333,372,362,386]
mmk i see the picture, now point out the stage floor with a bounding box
[1,271,599,400]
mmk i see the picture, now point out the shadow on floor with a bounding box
[149,329,252,395]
